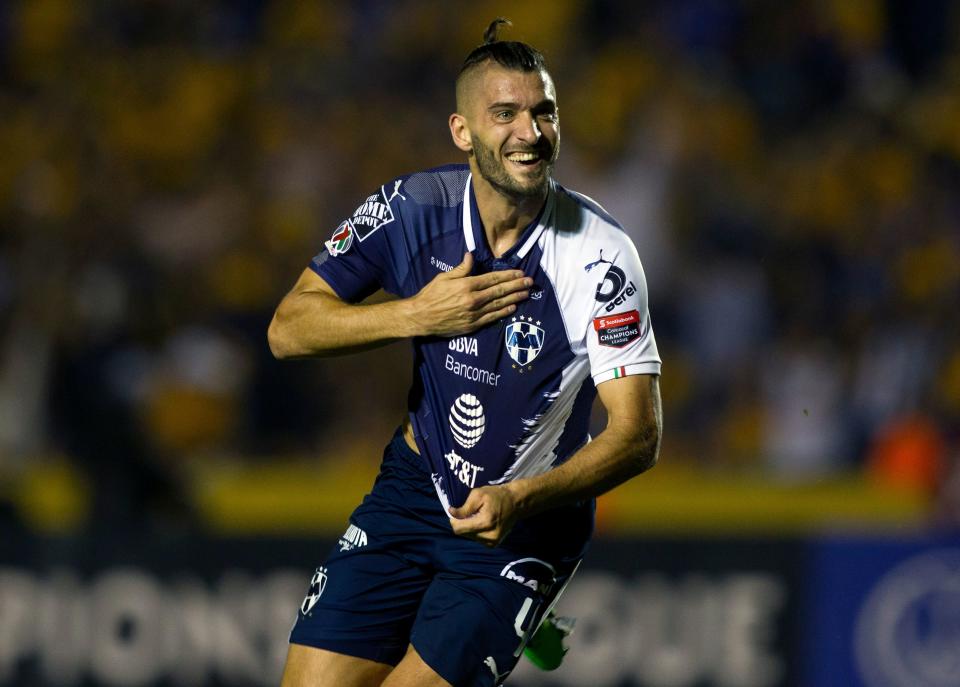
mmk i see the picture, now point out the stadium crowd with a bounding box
[1,0,957,530]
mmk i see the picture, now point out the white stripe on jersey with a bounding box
[489,355,591,483]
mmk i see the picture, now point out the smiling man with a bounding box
[269,18,662,687]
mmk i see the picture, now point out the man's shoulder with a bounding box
[552,182,625,233]
[388,164,471,211]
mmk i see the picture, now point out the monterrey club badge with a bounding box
[300,566,328,615]
[506,315,545,368]
[325,220,354,256]
[594,310,641,347]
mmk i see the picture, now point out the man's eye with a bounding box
[495,111,514,120]
[538,113,558,123]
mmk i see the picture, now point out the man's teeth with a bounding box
[507,152,538,162]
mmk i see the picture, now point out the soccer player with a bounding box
[269,18,662,687]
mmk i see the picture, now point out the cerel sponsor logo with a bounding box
[350,188,396,241]
[449,394,485,448]
[445,449,484,488]
[505,316,545,366]
[594,310,641,348]
[324,220,354,256]
[585,250,636,312]
[300,567,328,615]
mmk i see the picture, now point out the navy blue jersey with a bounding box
[312,164,660,510]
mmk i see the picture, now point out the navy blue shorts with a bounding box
[290,429,593,686]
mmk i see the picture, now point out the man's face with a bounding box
[461,65,559,200]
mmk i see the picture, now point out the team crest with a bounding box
[325,221,354,256]
[505,316,545,367]
[300,567,328,615]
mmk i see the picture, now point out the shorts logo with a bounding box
[594,310,641,347]
[484,656,510,685]
[338,523,368,551]
[325,220,354,256]
[449,394,485,449]
[351,188,396,240]
[500,557,557,594]
[300,567,328,615]
[505,316,544,367]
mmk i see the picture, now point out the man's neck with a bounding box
[470,170,547,259]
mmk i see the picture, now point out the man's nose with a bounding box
[514,112,541,143]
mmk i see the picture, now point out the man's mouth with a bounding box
[505,150,545,167]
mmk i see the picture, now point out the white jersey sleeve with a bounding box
[534,185,662,392]
[584,229,661,385]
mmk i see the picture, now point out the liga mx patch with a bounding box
[325,220,354,256]
[594,310,641,348]
[350,187,395,240]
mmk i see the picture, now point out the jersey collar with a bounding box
[461,172,555,267]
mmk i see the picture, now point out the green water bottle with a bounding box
[523,612,576,671]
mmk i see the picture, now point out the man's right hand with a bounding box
[409,252,531,336]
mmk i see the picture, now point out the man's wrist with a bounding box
[392,297,427,338]
[504,479,535,519]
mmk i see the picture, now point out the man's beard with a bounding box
[472,136,556,201]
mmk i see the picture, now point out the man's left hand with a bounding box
[448,485,520,547]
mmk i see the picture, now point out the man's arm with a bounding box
[268,252,532,359]
[449,374,662,546]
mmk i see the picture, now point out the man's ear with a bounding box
[449,113,473,153]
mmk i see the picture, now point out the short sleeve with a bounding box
[585,237,661,384]
[310,182,404,302]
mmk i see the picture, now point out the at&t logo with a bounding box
[449,394,485,449]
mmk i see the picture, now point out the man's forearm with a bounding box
[505,394,662,517]
[269,257,531,360]
[269,289,417,358]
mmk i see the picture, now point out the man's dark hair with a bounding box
[458,18,545,78]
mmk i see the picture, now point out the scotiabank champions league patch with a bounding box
[594,310,641,347]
